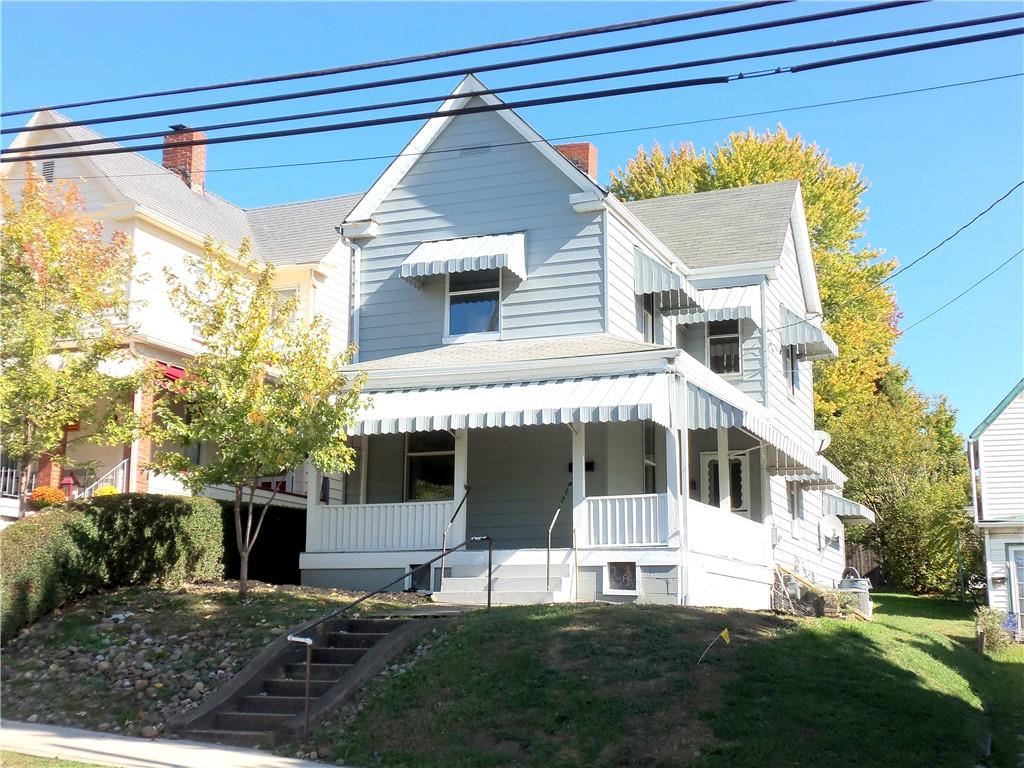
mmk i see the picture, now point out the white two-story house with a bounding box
[3,75,873,608]
[969,379,1024,620]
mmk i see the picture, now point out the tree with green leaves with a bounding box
[0,166,137,514]
[610,127,976,594]
[148,239,366,596]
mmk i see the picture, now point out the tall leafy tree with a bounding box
[0,166,137,513]
[610,127,975,593]
[148,240,366,596]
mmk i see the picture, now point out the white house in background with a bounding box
[2,75,874,609]
[968,378,1024,618]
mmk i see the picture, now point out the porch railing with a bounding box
[586,494,668,547]
[0,465,25,499]
[687,499,769,566]
[75,458,129,499]
[307,500,453,553]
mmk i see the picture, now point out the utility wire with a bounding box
[11,10,1021,157]
[6,25,1020,164]
[901,248,1023,333]
[0,0,789,118]
[764,179,1024,334]
[2,0,923,136]
[13,72,1020,182]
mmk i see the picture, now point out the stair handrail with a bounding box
[438,485,470,590]
[547,481,573,591]
[76,458,129,499]
[286,535,492,742]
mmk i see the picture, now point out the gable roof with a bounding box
[622,181,800,270]
[4,111,360,265]
[970,377,1024,440]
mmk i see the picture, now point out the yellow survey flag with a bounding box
[720,628,731,644]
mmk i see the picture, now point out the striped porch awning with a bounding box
[352,372,673,436]
[780,306,839,360]
[400,233,527,282]
[823,492,875,524]
[633,247,701,312]
[673,284,761,326]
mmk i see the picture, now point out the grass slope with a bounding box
[309,594,1023,768]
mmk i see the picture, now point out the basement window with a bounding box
[605,562,639,595]
[405,431,455,501]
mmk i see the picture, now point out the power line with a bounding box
[11,10,1021,157]
[2,0,923,137]
[12,72,1020,183]
[6,25,1020,164]
[901,248,1023,333]
[765,178,1024,334]
[0,0,789,118]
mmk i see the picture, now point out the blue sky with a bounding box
[3,2,1022,433]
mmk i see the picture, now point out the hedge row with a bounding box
[1,493,223,643]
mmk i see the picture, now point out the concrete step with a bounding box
[312,646,368,664]
[215,711,292,732]
[237,694,306,714]
[433,590,554,606]
[330,618,408,634]
[326,631,388,648]
[262,678,334,697]
[178,729,274,749]
[440,576,562,592]
[449,564,569,579]
[284,662,352,681]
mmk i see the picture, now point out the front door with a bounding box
[1009,545,1024,616]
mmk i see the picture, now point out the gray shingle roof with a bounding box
[40,112,361,265]
[350,334,675,371]
[622,181,800,270]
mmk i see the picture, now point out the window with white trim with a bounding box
[787,480,803,538]
[707,320,741,375]
[605,561,639,595]
[783,344,799,394]
[405,431,455,501]
[273,287,299,326]
[641,293,656,343]
[642,420,657,493]
[700,451,750,514]
[446,269,500,339]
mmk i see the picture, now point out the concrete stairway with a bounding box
[433,562,570,605]
[177,618,407,748]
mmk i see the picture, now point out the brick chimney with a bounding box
[163,124,206,193]
[555,142,597,180]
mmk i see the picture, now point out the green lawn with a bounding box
[305,593,1023,768]
[1,753,109,768]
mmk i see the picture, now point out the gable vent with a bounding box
[41,160,55,183]
[459,144,492,157]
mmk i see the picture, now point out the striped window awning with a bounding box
[823,492,875,524]
[400,233,528,282]
[673,284,761,326]
[780,306,838,360]
[633,247,701,312]
[352,373,672,436]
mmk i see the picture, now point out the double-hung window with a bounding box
[273,287,299,326]
[707,320,741,376]
[405,431,455,501]
[641,294,657,343]
[446,269,500,340]
[786,480,803,537]
[783,344,799,394]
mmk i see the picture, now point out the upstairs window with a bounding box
[641,294,657,343]
[707,320,741,376]
[273,287,299,326]
[405,431,455,501]
[783,344,799,394]
[447,269,500,339]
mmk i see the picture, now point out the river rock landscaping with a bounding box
[0,581,424,738]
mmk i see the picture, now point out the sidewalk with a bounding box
[0,720,331,768]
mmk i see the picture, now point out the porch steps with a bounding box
[434,562,569,606]
[175,617,410,748]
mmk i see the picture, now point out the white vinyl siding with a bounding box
[977,393,1024,523]
[985,528,1024,610]
[605,210,646,341]
[356,102,605,361]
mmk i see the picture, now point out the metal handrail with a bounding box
[546,481,572,591]
[75,458,129,499]
[286,534,492,743]
[438,485,470,590]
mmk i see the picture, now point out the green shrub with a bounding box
[0,493,223,643]
[974,607,1012,653]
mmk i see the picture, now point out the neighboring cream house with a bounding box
[1,75,874,609]
[969,378,1024,619]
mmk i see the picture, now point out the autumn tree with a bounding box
[0,166,137,514]
[148,239,365,596]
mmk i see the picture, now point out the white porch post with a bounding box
[305,460,318,553]
[451,429,469,544]
[358,436,368,504]
[679,379,691,606]
[665,426,681,541]
[716,426,731,514]
[571,423,587,545]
